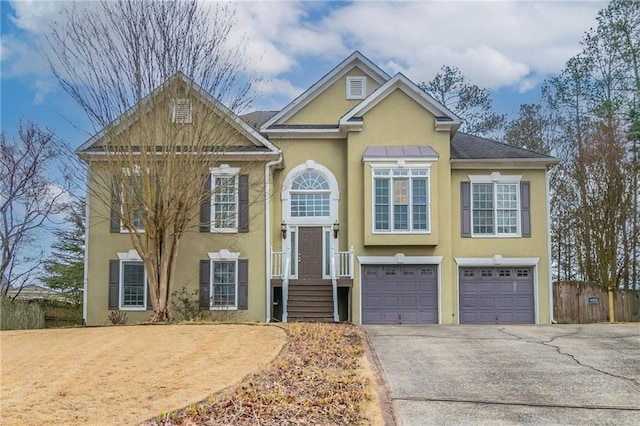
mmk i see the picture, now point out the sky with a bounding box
[0,0,608,280]
[1,0,608,149]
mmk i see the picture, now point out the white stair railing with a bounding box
[337,246,354,278]
[282,257,290,323]
[331,255,339,322]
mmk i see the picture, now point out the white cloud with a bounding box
[32,79,56,104]
[253,77,303,99]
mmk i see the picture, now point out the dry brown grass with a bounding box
[151,323,384,426]
[0,324,286,425]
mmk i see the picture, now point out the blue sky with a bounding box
[2,0,608,150]
[0,0,608,282]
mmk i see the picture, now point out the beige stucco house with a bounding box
[80,52,557,325]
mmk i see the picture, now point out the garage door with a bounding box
[362,264,438,324]
[459,267,534,324]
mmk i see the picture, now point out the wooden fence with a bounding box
[553,281,640,323]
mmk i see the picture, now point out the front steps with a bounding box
[286,280,335,322]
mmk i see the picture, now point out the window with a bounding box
[290,172,330,217]
[211,260,237,308]
[120,261,146,309]
[119,173,145,232]
[211,166,239,232]
[346,76,366,99]
[171,98,192,124]
[472,182,519,236]
[374,168,430,232]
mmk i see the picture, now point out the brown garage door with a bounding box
[362,264,438,324]
[459,267,534,324]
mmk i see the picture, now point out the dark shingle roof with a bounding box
[240,111,278,131]
[451,132,554,160]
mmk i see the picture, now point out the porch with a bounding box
[270,248,354,322]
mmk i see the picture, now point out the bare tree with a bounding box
[419,65,505,137]
[47,0,260,321]
[1,122,69,298]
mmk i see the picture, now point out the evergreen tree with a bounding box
[42,201,85,305]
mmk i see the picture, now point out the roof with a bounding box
[240,110,278,131]
[451,132,556,160]
[363,145,439,161]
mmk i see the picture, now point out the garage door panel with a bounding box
[362,264,438,324]
[460,267,534,324]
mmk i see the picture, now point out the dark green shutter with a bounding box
[521,181,531,237]
[200,175,211,232]
[238,174,249,233]
[238,259,248,310]
[199,260,210,309]
[461,182,471,237]
[108,260,119,309]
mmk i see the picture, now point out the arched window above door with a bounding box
[282,161,339,225]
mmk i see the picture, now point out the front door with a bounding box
[298,227,323,280]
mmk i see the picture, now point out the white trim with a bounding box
[346,76,367,99]
[208,249,240,260]
[264,156,284,322]
[371,166,432,234]
[357,255,444,325]
[281,161,339,227]
[339,73,461,132]
[468,172,522,183]
[82,164,91,324]
[117,249,142,261]
[118,259,147,311]
[209,258,239,310]
[260,52,390,131]
[454,257,540,325]
[210,166,240,233]
[546,169,555,324]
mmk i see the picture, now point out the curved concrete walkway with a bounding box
[365,324,640,425]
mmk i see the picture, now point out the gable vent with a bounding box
[346,77,366,100]
[171,98,192,124]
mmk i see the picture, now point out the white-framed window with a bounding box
[208,250,240,309]
[469,173,521,237]
[346,76,366,100]
[211,165,240,232]
[373,167,430,233]
[290,172,330,217]
[120,261,146,310]
[119,170,145,233]
[171,98,192,124]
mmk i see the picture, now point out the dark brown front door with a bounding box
[298,227,323,279]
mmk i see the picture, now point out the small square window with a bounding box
[516,269,530,277]
[480,269,494,277]
[498,269,512,277]
[346,77,366,99]
[462,269,475,278]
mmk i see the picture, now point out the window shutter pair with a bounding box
[460,181,531,237]
[199,174,249,233]
[199,259,249,310]
[107,260,152,310]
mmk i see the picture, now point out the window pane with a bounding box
[497,210,518,234]
[212,261,236,307]
[122,262,145,308]
[412,178,428,230]
[213,176,237,229]
[292,172,329,190]
[496,184,517,209]
[291,193,330,217]
[393,179,408,204]
[394,205,408,230]
[375,179,389,230]
[290,231,297,276]
[324,231,331,277]
[472,184,494,234]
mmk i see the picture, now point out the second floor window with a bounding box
[290,172,330,217]
[472,182,519,236]
[373,168,430,232]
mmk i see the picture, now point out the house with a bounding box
[79,52,557,325]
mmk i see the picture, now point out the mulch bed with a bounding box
[149,322,373,425]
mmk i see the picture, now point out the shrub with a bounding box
[107,310,128,325]
[171,286,201,321]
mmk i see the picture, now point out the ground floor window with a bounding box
[212,260,237,308]
[121,261,146,309]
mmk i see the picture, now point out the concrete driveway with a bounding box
[364,324,640,425]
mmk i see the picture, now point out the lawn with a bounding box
[0,324,286,425]
[1,323,386,425]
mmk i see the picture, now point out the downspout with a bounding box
[265,154,283,323]
[546,168,557,324]
[82,159,91,325]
